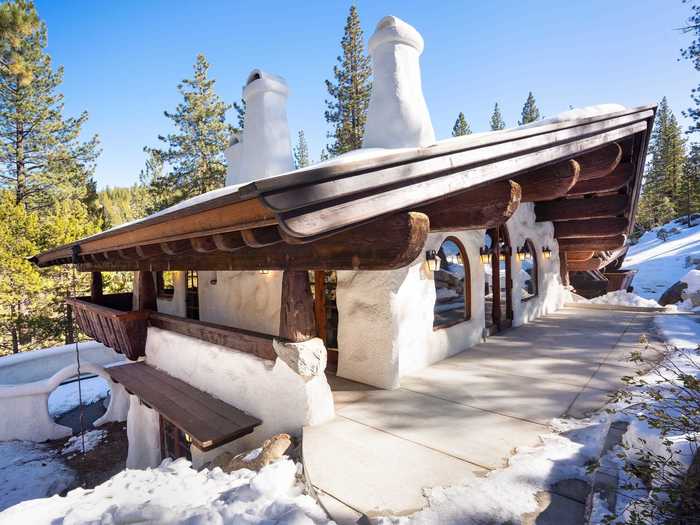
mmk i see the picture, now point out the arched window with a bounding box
[519,239,538,301]
[433,237,471,328]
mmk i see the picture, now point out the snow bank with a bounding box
[589,290,662,308]
[48,376,110,418]
[622,221,700,301]
[0,458,331,525]
[654,314,700,350]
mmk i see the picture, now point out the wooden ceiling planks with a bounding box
[535,195,628,222]
[554,217,629,239]
[557,235,626,251]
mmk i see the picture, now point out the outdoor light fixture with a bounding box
[259,269,269,274]
[479,247,492,264]
[425,250,441,272]
[516,247,527,262]
[542,246,552,259]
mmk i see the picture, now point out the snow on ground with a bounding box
[654,314,700,351]
[589,290,663,308]
[0,441,75,513]
[48,375,110,418]
[623,220,700,301]
[61,429,106,457]
[0,457,331,525]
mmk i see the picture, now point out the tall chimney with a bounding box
[223,133,241,186]
[234,70,294,185]
[363,16,435,149]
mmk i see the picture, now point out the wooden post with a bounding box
[90,271,103,302]
[490,228,501,328]
[313,271,327,344]
[134,270,157,311]
[560,251,570,287]
[279,270,316,342]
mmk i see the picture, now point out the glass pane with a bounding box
[520,242,537,301]
[434,239,467,327]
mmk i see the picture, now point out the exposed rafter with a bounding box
[514,160,580,202]
[536,195,628,222]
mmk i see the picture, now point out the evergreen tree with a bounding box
[681,2,700,134]
[324,5,372,156]
[451,112,471,137]
[639,97,687,228]
[319,148,330,162]
[679,142,700,222]
[518,92,541,125]
[490,102,506,130]
[0,0,99,211]
[232,99,245,132]
[293,130,310,168]
[146,54,232,210]
[138,149,169,214]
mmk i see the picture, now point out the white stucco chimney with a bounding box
[363,16,435,149]
[234,70,294,185]
[223,133,241,186]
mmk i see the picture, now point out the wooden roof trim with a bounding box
[278,121,647,239]
[260,110,653,214]
[242,104,656,196]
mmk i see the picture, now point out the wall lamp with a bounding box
[479,247,492,264]
[425,250,441,272]
[542,246,552,259]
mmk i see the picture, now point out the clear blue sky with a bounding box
[35,0,697,189]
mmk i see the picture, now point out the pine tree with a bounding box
[0,0,99,211]
[293,130,310,168]
[679,142,700,222]
[451,112,471,137]
[146,54,232,210]
[490,102,506,130]
[324,5,372,156]
[639,97,687,228]
[232,99,245,132]
[518,92,541,125]
[681,2,700,133]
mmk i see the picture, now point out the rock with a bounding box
[659,281,688,306]
[273,337,327,379]
[213,433,292,473]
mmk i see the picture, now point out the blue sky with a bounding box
[36,0,698,189]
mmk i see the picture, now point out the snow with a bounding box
[622,221,700,301]
[61,429,106,457]
[654,314,700,350]
[0,441,75,512]
[0,458,331,525]
[589,290,663,308]
[48,375,110,418]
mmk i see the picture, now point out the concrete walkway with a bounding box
[303,305,668,522]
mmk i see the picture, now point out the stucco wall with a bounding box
[155,271,187,318]
[335,203,569,389]
[125,327,334,469]
[198,271,282,336]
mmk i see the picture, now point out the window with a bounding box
[156,271,175,299]
[185,271,199,320]
[433,238,471,328]
[520,239,538,301]
[159,415,192,461]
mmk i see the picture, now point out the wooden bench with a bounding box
[107,362,262,451]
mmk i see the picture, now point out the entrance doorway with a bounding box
[483,225,513,334]
[310,271,339,372]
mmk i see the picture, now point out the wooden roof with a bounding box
[32,104,656,272]
[107,362,261,450]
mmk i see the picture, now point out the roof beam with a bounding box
[76,212,430,272]
[567,162,634,197]
[514,160,580,202]
[554,217,629,239]
[413,180,521,231]
[568,257,606,271]
[536,195,628,222]
[566,250,595,262]
[241,226,283,248]
[557,235,626,251]
[574,143,622,181]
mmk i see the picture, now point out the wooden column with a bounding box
[90,271,103,302]
[560,251,570,287]
[313,271,327,343]
[134,270,157,311]
[490,228,501,328]
[279,270,316,342]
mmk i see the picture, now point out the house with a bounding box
[31,16,655,470]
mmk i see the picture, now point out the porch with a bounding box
[303,304,670,522]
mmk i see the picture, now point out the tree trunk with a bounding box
[279,270,316,342]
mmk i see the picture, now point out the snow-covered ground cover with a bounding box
[623,220,700,301]
[48,375,110,418]
[0,457,331,525]
[61,429,106,457]
[589,290,663,308]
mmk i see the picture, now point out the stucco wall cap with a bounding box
[368,16,424,55]
[243,69,289,99]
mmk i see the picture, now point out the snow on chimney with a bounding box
[233,70,294,185]
[223,133,241,186]
[364,16,435,149]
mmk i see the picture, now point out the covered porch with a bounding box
[303,304,670,521]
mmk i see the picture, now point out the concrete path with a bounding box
[303,305,668,522]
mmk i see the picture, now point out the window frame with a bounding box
[520,239,539,302]
[156,271,175,300]
[433,236,471,330]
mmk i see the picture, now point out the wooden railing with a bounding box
[67,294,149,360]
[67,294,277,362]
